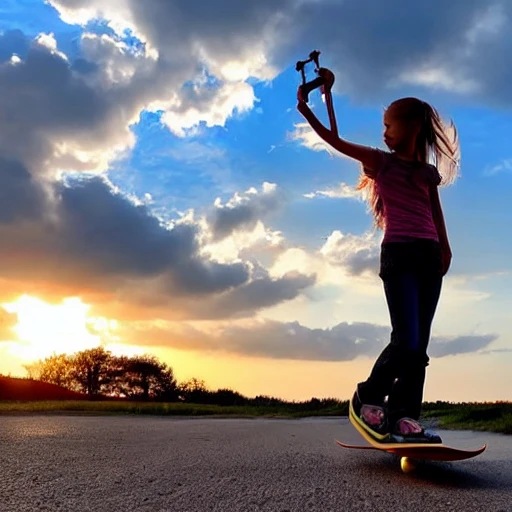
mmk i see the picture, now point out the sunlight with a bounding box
[3,295,102,361]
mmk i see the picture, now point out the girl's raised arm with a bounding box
[297,99,382,175]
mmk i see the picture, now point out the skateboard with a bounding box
[336,403,486,473]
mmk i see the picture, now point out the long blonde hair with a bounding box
[357,97,460,230]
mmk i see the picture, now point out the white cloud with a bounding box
[269,229,381,291]
[35,32,68,61]
[395,65,479,94]
[320,230,380,276]
[465,3,507,46]
[304,182,361,200]
[484,158,512,176]
[159,80,258,138]
[289,122,339,157]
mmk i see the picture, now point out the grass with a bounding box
[0,400,348,418]
[422,402,512,435]
[1,400,511,435]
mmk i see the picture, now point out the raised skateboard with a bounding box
[336,402,486,473]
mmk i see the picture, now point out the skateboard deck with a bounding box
[336,402,486,472]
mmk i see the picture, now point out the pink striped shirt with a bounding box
[366,150,441,244]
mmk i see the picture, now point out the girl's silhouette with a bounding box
[298,91,459,443]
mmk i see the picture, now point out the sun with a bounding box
[3,295,103,361]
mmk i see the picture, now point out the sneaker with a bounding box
[391,417,442,444]
[350,391,389,441]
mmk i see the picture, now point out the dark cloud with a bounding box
[0,29,30,62]
[208,184,285,241]
[203,271,316,319]
[343,249,380,277]
[57,177,201,278]
[0,28,314,318]
[0,31,117,174]
[429,334,498,358]
[0,1,507,326]
[117,318,499,361]
[55,178,309,309]
[0,157,47,223]
[0,171,312,319]
[48,0,295,74]
[48,0,512,107]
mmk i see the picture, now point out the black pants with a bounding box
[357,239,443,426]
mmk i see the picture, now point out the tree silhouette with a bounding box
[179,378,209,403]
[70,347,113,395]
[24,349,191,402]
[23,354,73,388]
[122,354,178,401]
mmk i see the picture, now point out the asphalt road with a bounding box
[1,416,511,512]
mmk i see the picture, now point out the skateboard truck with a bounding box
[296,50,338,136]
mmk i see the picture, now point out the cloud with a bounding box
[320,231,381,277]
[208,182,285,241]
[289,1,512,106]
[479,348,512,356]
[304,182,361,200]
[44,0,512,109]
[0,30,138,178]
[0,25,319,322]
[429,334,499,358]
[112,318,498,362]
[0,157,48,223]
[484,158,512,176]
[45,0,289,138]
[0,174,313,321]
[289,122,339,156]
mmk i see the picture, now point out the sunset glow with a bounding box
[3,295,101,361]
[0,1,511,403]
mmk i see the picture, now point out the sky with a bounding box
[0,0,511,403]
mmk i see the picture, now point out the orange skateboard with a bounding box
[336,402,486,473]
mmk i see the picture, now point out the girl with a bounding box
[297,92,459,443]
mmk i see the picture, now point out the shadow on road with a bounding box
[348,455,512,490]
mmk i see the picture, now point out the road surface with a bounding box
[1,416,511,511]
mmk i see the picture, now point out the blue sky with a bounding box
[0,0,511,402]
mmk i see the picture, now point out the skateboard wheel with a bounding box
[400,457,415,473]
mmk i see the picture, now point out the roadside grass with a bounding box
[1,400,511,435]
[422,402,512,435]
[0,400,348,418]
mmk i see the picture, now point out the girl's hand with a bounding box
[297,86,309,113]
[297,84,306,103]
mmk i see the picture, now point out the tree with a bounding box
[122,354,178,401]
[23,354,73,388]
[179,378,210,403]
[22,347,180,401]
[213,388,247,406]
[70,347,113,395]
[101,354,132,398]
[153,366,179,402]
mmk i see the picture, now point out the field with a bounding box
[1,376,511,434]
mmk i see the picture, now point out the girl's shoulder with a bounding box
[362,148,392,178]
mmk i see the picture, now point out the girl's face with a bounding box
[383,108,419,152]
